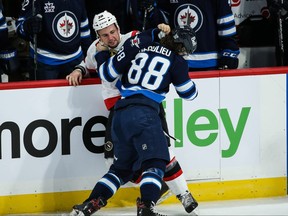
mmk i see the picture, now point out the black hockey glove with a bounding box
[218,49,239,69]
[218,56,239,69]
[23,14,43,36]
[0,49,18,75]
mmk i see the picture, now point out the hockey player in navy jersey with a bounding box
[69,25,198,216]
[67,10,198,214]
[0,0,18,82]
[132,0,240,71]
[16,0,92,80]
[0,0,9,79]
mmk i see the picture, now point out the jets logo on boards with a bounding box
[52,11,79,43]
[174,4,203,32]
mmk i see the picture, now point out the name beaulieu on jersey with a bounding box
[141,46,172,57]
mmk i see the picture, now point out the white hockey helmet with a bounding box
[93,10,119,32]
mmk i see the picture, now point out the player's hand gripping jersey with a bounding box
[78,30,139,110]
[98,28,198,103]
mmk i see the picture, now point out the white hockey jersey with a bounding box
[79,30,139,110]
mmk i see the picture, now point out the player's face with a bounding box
[97,24,121,49]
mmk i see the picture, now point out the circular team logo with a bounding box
[52,11,79,43]
[174,4,203,32]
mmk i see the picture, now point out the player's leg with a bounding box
[159,103,198,213]
[137,159,167,216]
[129,100,169,216]
[163,148,198,213]
[70,165,133,216]
[71,107,134,216]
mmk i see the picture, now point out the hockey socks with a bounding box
[87,172,121,201]
[163,156,188,196]
[140,167,164,204]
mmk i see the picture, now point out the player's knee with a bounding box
[108,165,133,184]
[142,159,166,177]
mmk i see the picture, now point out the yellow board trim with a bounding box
[0,177,286,214]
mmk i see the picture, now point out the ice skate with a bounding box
[137,197,167,216]
[69,197,107,216]
[156,181,173,205]
[177,191,198,213]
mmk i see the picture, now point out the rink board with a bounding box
[0,67,287,214]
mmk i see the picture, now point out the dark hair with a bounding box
[160,33,184,54]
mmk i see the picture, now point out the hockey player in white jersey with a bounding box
[66,10,198,214]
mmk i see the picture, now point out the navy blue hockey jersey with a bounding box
[156,0,240,69]
[16,0,91,65]
[0,2,17,63]
[98,29,198,103]
[0,2,8,49]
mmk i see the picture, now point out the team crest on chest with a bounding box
[52,11,79,43]
[174,4,203,32]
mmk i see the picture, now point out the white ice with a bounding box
[8,195,288,215]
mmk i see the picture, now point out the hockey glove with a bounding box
[218,49,240,69]
[23,14,42,36]
[218,57,239,69]
[0,49,18,75]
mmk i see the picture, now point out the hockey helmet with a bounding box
[172,25,197,54]
[93,10,119,32]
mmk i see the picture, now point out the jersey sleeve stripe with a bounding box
[217,14,235,25]
[108,56,120,79]
[218,26,236,37]
[175,80,195,93]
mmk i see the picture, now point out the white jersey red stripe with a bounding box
[79,30,139,110]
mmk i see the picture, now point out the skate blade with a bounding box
[190,207,199,216]
[156,190,173,205]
